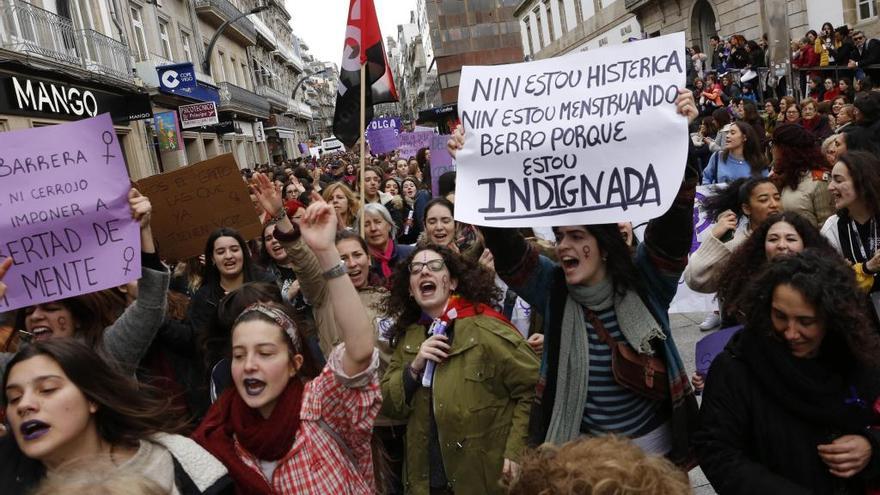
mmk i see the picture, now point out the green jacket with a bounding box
[381,314,539,495]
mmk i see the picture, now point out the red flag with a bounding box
[333,0,399,148]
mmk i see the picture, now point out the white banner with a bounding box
[455,32,688,228]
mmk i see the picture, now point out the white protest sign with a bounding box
[455,32,688,228]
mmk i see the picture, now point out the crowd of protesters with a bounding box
[2,19,880,495]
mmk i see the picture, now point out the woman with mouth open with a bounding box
[192,190,382,494]
[421,197,485,263]
[1,189,170,384]
[821,151,880,294]
[380,245,540,494]
[0,339,231,494]
[447,89,701,466]
[249,174,408,493]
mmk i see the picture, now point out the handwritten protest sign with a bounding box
[455,32,687,227]
[0,113,141,311]
[398,131,434,159]
[137,154,262,261]
[429,135,455,196]
[367,127,400,154]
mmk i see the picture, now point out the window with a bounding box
[130,5,148,62]
[215,50,227,82]
[158,19,172,60]
[858,0,877,21]
[180,32,193,62]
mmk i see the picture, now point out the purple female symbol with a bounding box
[122,246,134,276]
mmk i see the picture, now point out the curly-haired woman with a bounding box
[822,151,880,293]
[380,245,539,495]
[770,123,835,228]
[695,250,880,494]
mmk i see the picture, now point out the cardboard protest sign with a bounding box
[398,131,434,159]
[0,113,141,311]
[429,135,455,197]
[455,32,687,227]
[137,154,262,261]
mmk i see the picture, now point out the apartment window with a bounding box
[129,5,148,62]
[542,0,555,41]
[556,0,570,32]
[158,19,172,60]
[242,63,250,90]
[216,50,227,82]
[180,32,193,62]
[858,0,877,21]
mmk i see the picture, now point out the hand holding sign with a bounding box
[0,257,13,301]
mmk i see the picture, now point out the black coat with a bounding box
[695,330,880,494]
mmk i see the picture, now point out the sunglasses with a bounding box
[409,259,446,273]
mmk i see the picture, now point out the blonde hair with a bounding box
[322,182,361,228]
[32,459,167,495]
[505,436,692,495]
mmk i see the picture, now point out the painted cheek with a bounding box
[581,246,592,259]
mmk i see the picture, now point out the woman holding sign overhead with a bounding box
[448,89,701,466]
[1,189,170,384]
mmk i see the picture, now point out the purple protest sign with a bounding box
[367,127,400,154]
[398,131,434,159]
[429,135,455,196]
[695,325,742,375]
[0,113,141,311]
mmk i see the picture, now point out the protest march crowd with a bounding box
[4,18,880,495]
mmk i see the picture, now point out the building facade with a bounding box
[515,0,879,62]
[423,0,524,105]
[0,0,155,178]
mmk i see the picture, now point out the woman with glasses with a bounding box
[380,245,539,495]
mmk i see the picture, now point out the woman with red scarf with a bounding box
[380,245,539,494]
[193,195,381,494]
[363,202,414,288]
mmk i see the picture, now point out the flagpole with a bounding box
[359,61,366,239]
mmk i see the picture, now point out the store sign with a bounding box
[154,111,182,151]
[179,101,219,128]
[0,75,152,124]
[254,122,266,143]
[158,63,197,92]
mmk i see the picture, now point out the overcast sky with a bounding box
[287,0,418,66]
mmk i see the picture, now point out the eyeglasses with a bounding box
[409,259,446,273]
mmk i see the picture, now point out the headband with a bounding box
[234,303,302,354]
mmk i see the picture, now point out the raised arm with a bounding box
[298,195,374,375]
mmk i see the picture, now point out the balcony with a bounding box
[195,0,256,46]
[255,83,287,111]
[251,14,276,50]
[0,0,132,82]
[624,0,650,10]
[218,81,269,118]
[272,42,302,71]
[286,98,311,119]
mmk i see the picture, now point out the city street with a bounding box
[671,311,717,495]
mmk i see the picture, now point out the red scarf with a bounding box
[193,379,305,494]
[370,238,396,279]
[418,294,513,329]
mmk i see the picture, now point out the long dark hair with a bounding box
[772,124,829,190]
[840,127,880,156]
[722,121,766,173]
[3,340,188,448]
[382,245,501,347]
[202,227,258,291]
[835,151,880,219]
[702,177,777,221]
[11,288,128,353]
[717,212,838,319]
[740,249,880,368]
[564,224,646,297]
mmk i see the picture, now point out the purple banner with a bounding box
[367,127,400,154]
[398,131,434,159]
[430,135,455,197]
[0,113,141,311]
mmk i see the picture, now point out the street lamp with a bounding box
[290,67,331,101]
[202,4,270,75]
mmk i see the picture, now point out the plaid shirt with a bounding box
[234,345,381,494]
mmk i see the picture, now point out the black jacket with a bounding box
[695,330,880,494]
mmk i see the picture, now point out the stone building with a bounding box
[514,0,879,61]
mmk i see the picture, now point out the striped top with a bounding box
[581,307,666,438]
